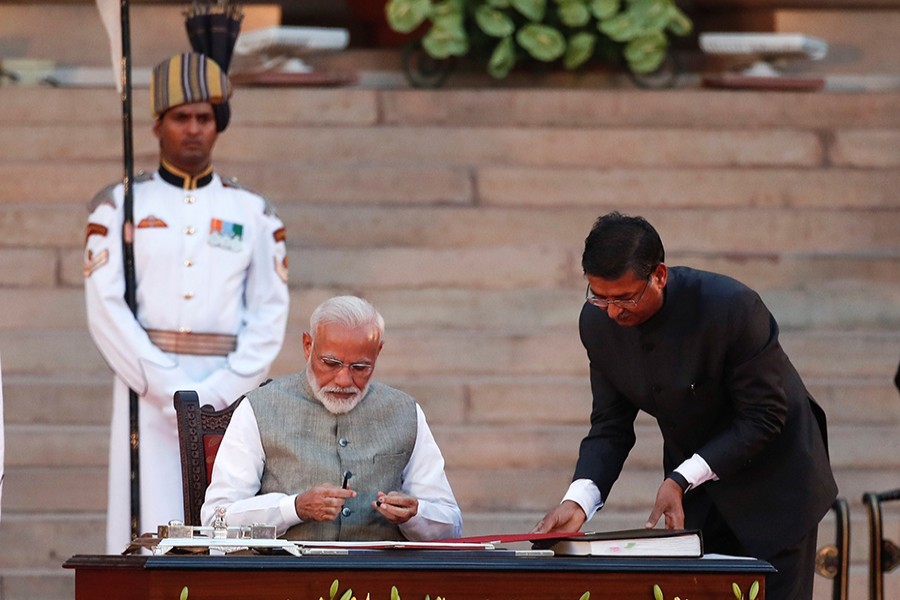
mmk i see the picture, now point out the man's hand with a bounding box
[295,483,356,522]
[645,478,685,530]
[530,500,587,534]
[373,491,419,525]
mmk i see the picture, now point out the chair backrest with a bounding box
[173,390,243,526]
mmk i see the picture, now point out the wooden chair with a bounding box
[173,390,244,526]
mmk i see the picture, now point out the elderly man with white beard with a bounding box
[201,296,462,541]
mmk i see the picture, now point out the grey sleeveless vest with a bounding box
[246,371,417,541]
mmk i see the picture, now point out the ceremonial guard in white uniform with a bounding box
[84,53,290,552]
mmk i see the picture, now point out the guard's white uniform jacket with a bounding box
[84,164,290,553]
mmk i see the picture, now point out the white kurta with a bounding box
[84,168,290,553]
[202,400,463,541]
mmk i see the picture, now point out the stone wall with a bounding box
[0,2,899,598]
[0,83,898,599]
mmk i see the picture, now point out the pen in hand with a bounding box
[374,492,418,525]
[341,470,352,489]
[375,494,400,508]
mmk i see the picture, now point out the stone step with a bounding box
[316,207,900,252]
[1,496,897,565]
[0,569,74,600]
[5,120,898,171]
[6,409,897,468]
[216,121,885,170]
[2,428,895,513]
[0,26,896,600]
[3,372,896,429]
[0,375,110,426]
[272,209,900,254]
[1,328,897,381]
[4,204,900,264]
[2,467,105,513]
[0,514,105,570]
[0,277,898,336]
[4,425,107,468]
[281,329,900,380]
[377,88,900,128]
[4,87,900,129]
[440,423,900,470]
[286,249,899,300]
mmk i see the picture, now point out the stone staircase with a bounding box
[1,4,900,600]
[2,81,898,600]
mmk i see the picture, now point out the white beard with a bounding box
[306,363,368,415]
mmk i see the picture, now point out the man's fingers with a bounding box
[531,519,548,534]
[374,492,418,524]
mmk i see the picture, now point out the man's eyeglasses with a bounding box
[317,355,374,375]
[585,277,651,309]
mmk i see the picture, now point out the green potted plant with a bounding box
[385,0,692,86]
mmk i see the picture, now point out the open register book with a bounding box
[532,528,703,557]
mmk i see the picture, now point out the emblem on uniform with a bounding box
[209,218,244,251]
[85,223,108,246]
[83,248,109,277]
[137,215,168,228]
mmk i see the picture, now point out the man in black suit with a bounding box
[533,212,837,600]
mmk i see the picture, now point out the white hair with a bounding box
[309,296,384,341]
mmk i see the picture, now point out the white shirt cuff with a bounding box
[673,453,719,490]
[279,495,303,526]
[562,478,603,521]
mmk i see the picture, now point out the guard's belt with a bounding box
[146,329,237,356]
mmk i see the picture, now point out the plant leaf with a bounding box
[511,0,547,22]
[653,584,664,600]
[488,0,511,6]
[598,12,640,41]
[579,593,591,600]
[422,19,469,58]
[385,0,433,34]
[558,1,591,27]
[732,582,743,600]
[749,580,760,600]
[624,30,665,59]
[339,590,353,600]
[564,31,596,68]
[475,5,516,37]
[624,31,666,73]
[630,0,670,33]
[590,0,619,20]
[330,579,340,600]
[488,36,516,78]
[432,0,463,18]
[180,587,189,600]
[516,23,566,61]
[391,586,400,600]
[666,3,693,36]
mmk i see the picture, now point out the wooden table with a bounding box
[64,551,774,600]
